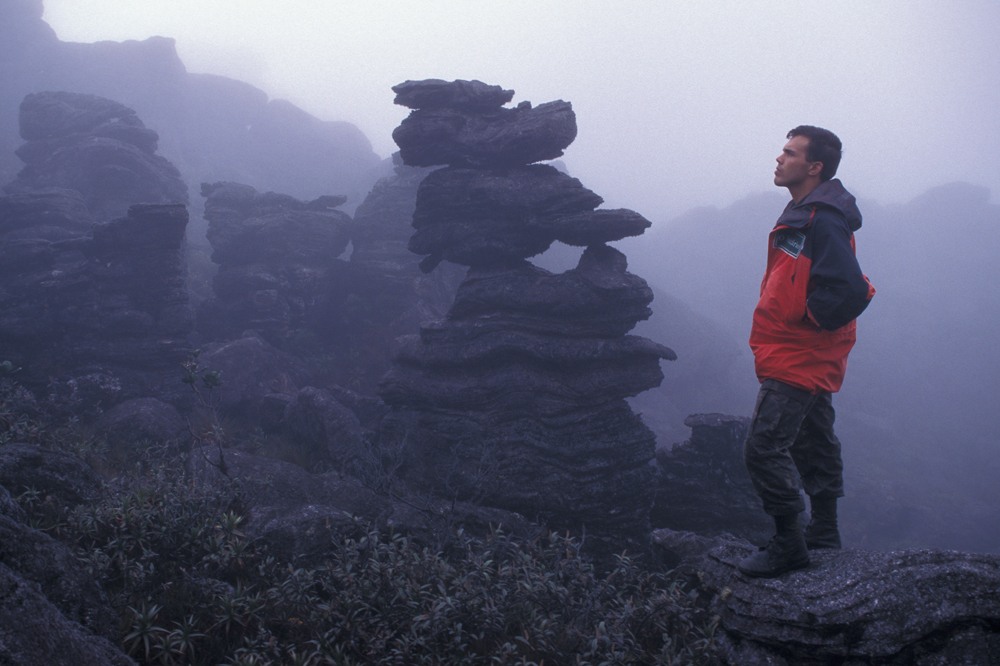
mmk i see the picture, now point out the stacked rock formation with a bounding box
[0,92,192,414]
[4,91,188,221]
[0,196,192,413]
[379,79,675,556]
[197,182,352,352]
[342,154,465,391]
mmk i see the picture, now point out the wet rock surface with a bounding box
[653,528,1000,665]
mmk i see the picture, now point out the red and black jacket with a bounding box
[749,179,875,393]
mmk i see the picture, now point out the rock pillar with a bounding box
[379,79,675,556]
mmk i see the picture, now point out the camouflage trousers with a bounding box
[744,379,845,517]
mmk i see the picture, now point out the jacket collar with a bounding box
[775,178,863,231]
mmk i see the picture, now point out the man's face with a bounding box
[774,134,818,189]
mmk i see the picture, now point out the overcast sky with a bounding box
[43,0,1000,221]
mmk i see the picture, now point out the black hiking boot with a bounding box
[738,513,810,578]
[805,496,841,550]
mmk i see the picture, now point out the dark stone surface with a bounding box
[197,181,352,348]
[653,413,771,543]
[449,245,658,338]
[0,118,192,411]
[0,561,136,666]
[409,165,604,269]
[195,333,308,423]
[653,528,1000,665]
[393,100,577,168]
[0,482,131,665]
[392,79,514,111]
[539,207,652,246]
[0,443,103,507]
[281,386,365,472]
[379,80,672,559]
[95,397,188,461]
[328,155,465,391]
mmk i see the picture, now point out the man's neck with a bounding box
[788,180,821,204]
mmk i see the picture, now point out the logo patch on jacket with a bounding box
[773,230,806,258]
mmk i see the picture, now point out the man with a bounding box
[737,125,875,578]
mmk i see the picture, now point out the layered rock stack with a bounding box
[0,196,192,413]
[0,92,192,415]
[4,91,188,221]
[340,155,465,391]
[379,79,675,556]
[197,182,352,353]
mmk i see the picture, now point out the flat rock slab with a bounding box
[658,529,1000,664]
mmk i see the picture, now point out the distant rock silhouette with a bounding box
[379,79,674,558]
[0,0,381,208]
[653,413,771,546]
[0,91,192,413]
[196,172,463,393]
[197,181,352,348]
[4,91,187,221]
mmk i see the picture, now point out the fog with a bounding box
[32,1,1000,552]
[44,0,1000,219]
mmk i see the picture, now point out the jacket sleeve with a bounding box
[806,212,874,330]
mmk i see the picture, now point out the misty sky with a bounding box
[43,0,1000,221]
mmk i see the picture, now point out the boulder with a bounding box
[0,443,103,507]
[194,333,308,423]
[95,397,188,461]
[0,484,128,664]
[281,386,365,472]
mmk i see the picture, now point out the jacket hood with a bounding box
[777,178,863,231]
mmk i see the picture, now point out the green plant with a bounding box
[28,449,720,665]
[181,350,228,476]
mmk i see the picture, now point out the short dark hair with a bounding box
[787,125,842,181]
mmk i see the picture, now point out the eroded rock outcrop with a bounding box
[0,199,192,412]
[197,182,351,348]
[653,529,1000,665]
[379,79,674,557]
[328,154,464,391]
[653,413,770,544]
[0,92,193,413]
[5,91,188,221]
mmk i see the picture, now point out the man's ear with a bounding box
[808,161,824,177]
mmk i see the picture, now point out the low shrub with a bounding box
[26,457,720,665]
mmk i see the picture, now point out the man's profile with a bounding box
[738,125,875,578]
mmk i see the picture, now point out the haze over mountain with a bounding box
[2,0,998,554]
[627,183,1000,552]
[40,0,1000,221]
